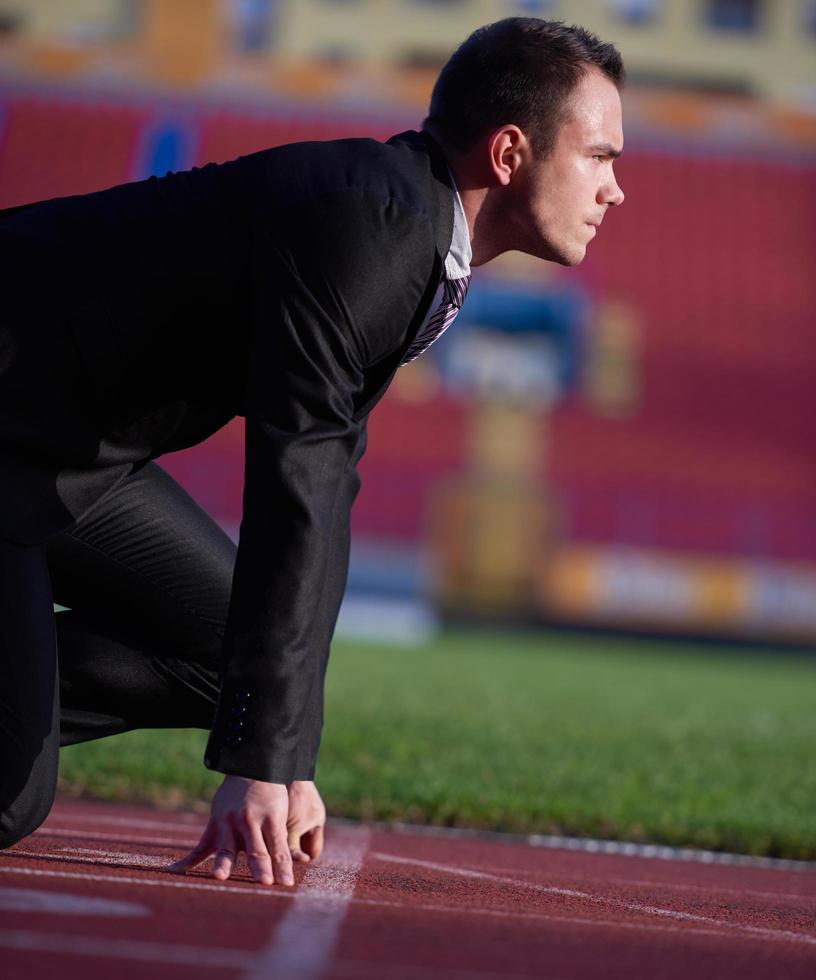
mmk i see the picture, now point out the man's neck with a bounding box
[426,128,510,268]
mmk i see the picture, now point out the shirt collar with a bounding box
[445,167,472,281]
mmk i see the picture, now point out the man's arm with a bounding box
[206,191,436,782]
[169,191,437,884]
[204,409,368,783]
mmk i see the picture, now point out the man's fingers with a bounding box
[211,827,237,881]
[166,822,216,874]
[301,824,324,863]
[243,821,275,885]
[289,824,323,862]
[287,827,311,863]
[212,848,236,881]
[166,850,207,874]
[264,820,295,886]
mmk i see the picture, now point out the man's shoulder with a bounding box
[226,129,440,216]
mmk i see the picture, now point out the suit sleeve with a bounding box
[204,191,436,782]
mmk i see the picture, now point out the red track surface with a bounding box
[1,797,814,979]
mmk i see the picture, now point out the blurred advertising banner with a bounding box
[540,547,816,646]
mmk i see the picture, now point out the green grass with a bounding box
[58,628,816,859]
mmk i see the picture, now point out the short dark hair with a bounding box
[423,18,625,158]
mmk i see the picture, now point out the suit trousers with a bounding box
[0,462,235,848]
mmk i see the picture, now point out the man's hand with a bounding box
[166,775,295,886]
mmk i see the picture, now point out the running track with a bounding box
[1,798,814,979]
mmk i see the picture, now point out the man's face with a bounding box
[511,67,625,266]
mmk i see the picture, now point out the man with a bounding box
[0,18,624,885]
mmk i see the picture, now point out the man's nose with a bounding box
[602,173,624,207]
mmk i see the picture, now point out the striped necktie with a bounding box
[400,274,471,366]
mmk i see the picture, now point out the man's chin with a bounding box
[541,236,587,266]
[551,244,587,267]
[515,239,586,266]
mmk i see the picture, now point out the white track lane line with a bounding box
[32,827,200,847]
[0,864,296,899]
[48,809,816,871]
[0,886,150,916]
[36,806,816,901]
[1,862,811,949]
[433,860,816,903]
[0,928,572,980]
[27,843,816,906]
[53,847,169,868]
[385,821,816,872]
[245,824,370,980]
[370,852,816,947]
[5,848,185,869]
[54,847,171,866]
[0,928,253,968]
[330,959,572,980]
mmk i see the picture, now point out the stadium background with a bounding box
[1,0,815,648]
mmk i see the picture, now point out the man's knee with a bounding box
[0,721,59,850]
[0,776,56,849]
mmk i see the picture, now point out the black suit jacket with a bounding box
[0,129,455,782]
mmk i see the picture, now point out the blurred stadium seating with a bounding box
[1,84,814,643]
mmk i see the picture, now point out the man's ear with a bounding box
[487,126,528,187]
